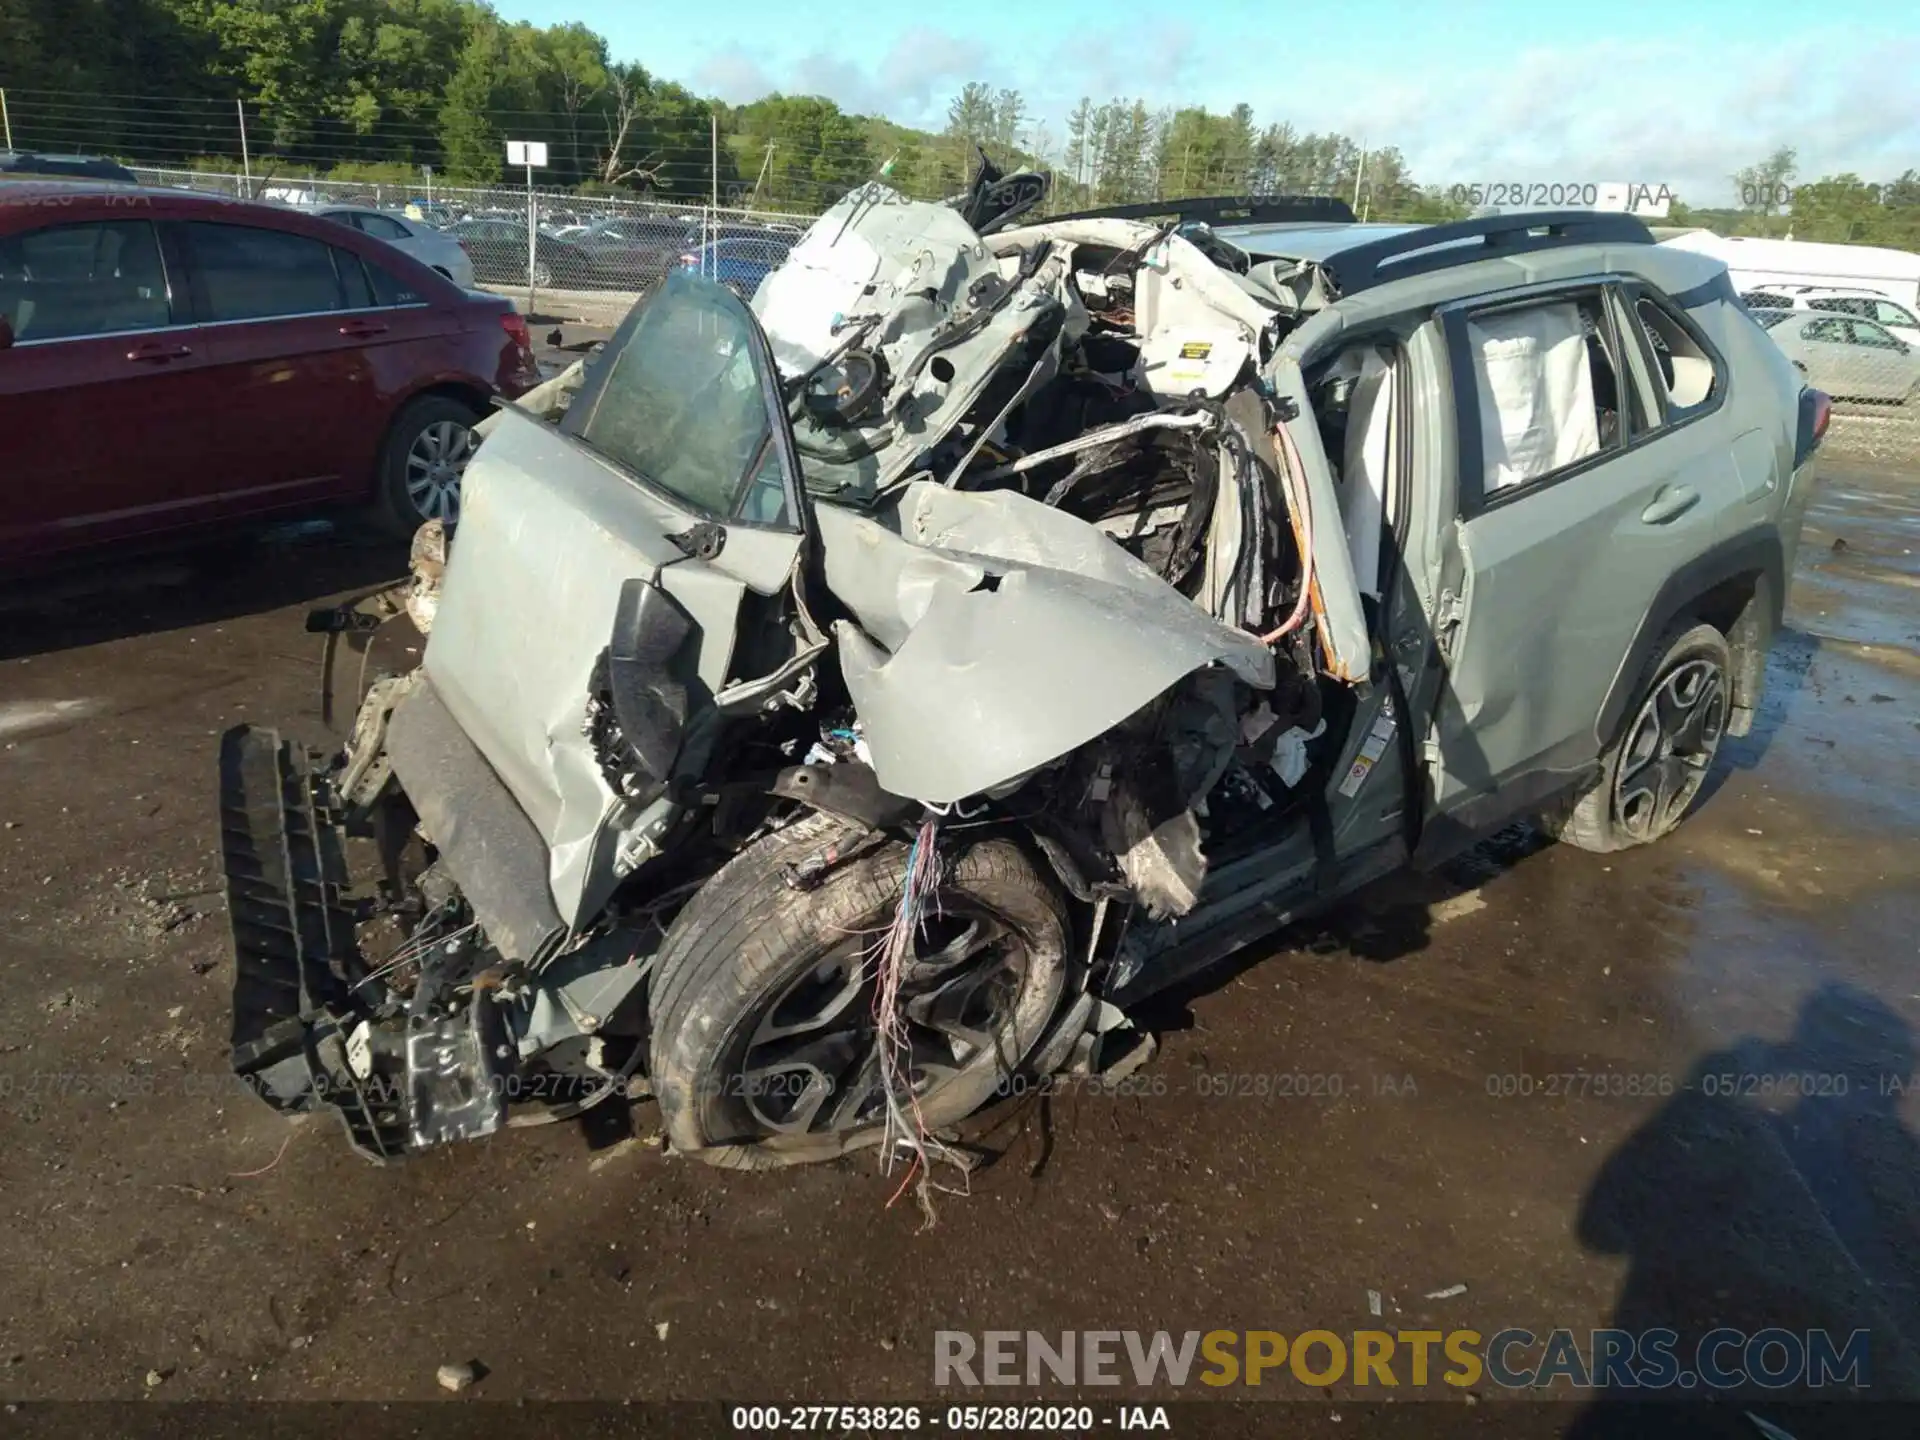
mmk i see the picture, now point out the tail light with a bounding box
[500,311,531,352]
[1794,387,1831,469]
[679,253,698,268]
[457,238,471,254]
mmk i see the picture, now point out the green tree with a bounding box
[1733,145,1798,236]
[437,23,504,182]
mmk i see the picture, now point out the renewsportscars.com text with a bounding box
[934,1328,1869,1391]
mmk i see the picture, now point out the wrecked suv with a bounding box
[218,165,1826,1184]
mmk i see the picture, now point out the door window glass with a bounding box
[0,220,171,341]
[188,222,345,321]
[561,271,794,526]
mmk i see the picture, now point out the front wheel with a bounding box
[647,815,1070,1169]
[1544,622,1731,853]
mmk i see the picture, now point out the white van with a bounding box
[1658,231,1920,310]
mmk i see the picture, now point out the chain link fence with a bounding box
[126,165,813,310]
[119,165,1920,418]
[1737,291,1920,409]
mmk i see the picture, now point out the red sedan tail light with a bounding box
[500,311,532,352]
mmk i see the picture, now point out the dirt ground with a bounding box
[1,412,1917,1433]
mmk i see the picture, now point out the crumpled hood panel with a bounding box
[816,483,1276,806]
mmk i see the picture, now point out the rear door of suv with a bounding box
[0,208,215,564]
[1422,277,1737,826]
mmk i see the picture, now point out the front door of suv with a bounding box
[1423,280,1732,829]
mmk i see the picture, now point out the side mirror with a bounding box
[0,315,13,351]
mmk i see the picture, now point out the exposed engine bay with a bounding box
[221,161,1385,1181]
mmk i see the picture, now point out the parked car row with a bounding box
[0,182,540,569]
[298,204,477,290]
[443,212,798,293]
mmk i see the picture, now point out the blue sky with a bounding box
[494,0,1919,205]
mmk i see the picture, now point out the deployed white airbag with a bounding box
[1467,303,1599,491]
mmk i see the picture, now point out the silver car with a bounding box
[1756,308,1920,402]
[308,205,476,290]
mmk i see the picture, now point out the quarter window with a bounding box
[0,220,171,342]
[364,258,423,307]
[336,248,376,310]
[188,222,345,321]
[1626,295,1719,415]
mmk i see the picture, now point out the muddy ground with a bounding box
[0,414,1916,1433]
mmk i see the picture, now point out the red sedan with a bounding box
[0,183,540,568]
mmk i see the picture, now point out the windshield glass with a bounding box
[560,270,792,525]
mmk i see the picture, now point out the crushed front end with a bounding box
[215,161,1370,1171]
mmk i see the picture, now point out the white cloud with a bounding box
[693,49,777,105]
[691,27,990,126]
[686,27,1920,204]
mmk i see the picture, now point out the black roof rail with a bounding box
[1322,210,1655,296]
[1043,194,1357,227]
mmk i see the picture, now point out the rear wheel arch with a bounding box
[1595,531,1784,751]
[366,379,493,489]
[369,386,492,535]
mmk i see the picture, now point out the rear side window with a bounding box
[188,222,344,321]
[1845,319,1904,350]
[1809,296,1874,320]
[1626,295,1720,417]
[1801,317,1847,343]
[0,220,171,342]
[1461,293,1626,494]
[359,214,411,241]
[1871,299,1918,328]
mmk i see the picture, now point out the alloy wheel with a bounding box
[404,419,474,524]
[1613,656,1727,843]
[733,900,1030,1138]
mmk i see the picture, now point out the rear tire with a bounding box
[1543,622,1731,854]
[374,394,482,538]
[647,814,1070,1169]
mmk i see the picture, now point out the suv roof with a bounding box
[0,151,139,183]
[1752,283,1888,298]
[1218,210,1658,296]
